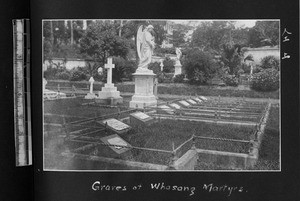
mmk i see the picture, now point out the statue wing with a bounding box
[136,25,144,60]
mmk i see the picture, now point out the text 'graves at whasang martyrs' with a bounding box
[99,118,131,134]
[130,111,154,126]
[100,134,131,154]
[178,100,191,107]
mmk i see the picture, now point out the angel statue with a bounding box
[136,25,155,70]
[175,47,182,60]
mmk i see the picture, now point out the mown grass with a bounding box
[43,97,277,170]
[249,105,280,170]
[47,80,279,99]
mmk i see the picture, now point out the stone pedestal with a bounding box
[96,83,123,104]
[129,68,157,109]
[174,60,182,77]
[84,92,97,99]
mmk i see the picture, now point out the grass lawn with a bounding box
[47,80,279,99]
[43,97,278,170]
[249,104,280,170]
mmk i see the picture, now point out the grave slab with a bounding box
[192,97,203,103]
[100,134,131,154]
[130,111,154,126]
[169,103,181,109]
[199,96,208,101]
[187,99,197,104]
[99,118,131,134]
[158,105,174,115]
[178,100,191,107]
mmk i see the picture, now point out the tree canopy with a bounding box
[79,21,131,64]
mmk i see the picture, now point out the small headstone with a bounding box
[187,99,197,104]
[130,111,154,126]
[178,100,190,107]
[158,105,174,115]
[100,134,131,154]
[199,96,208,101]
[85,76,97,99]
[192,97,202,103]
[160,61,164,71]
[169,103,181,109]
[99,118,131,134]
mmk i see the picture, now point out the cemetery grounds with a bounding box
[43,91,279,171]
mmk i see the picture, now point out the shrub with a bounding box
[162,57,175,73]
[241,63,251,74]
[112,57,137,82]
[250,68,279,91]
[252,66,263,74]
[56,71,71,80]
[44,67,58,80]
[260,55,280,70]
[221,74,239,87]
[148,62,162,76]
[173,74,185,83]
[154,47,175,56]
[183,48,216,85]
[70,68,87,81]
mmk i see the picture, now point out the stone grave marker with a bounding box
[158,105,174,115]
[169,103,181,109]
[130,111,154,126]
[100,134,131,154]
[96,57,123,104]
[192,97,203,103]
[199,96,208,101]
[187,99,197,104]
[84,77,97,99]
[178,100,191,107]
[99,118,131,134]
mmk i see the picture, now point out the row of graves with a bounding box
[44,93,271,171]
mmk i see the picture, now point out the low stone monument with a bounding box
[174,47,182,77]
[129,25,157,108]
[96,57,123,104]
[160,61,164,71]
[43,78,66,99]
[84,77,97,99]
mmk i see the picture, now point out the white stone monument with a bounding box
[96,57,123,104]
[84,77,97,99]
[174,47,182,77]
[43,78,66,99]
[160,61,164,72]
[129,25,157,108]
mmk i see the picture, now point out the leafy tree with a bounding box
[169,24,193,47]
[220,43,244,75]
[191,21,235,52]
[248,21,279,47]
[162,57,175,73]
[260,55,280,70]
[183,48,216,85]
[79,20,131,64]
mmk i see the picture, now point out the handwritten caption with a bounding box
[282,28,292,60]
[91,181,247,197]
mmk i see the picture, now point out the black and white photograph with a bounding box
[42,19,280,171]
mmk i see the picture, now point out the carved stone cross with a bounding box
[105,57,115,85]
